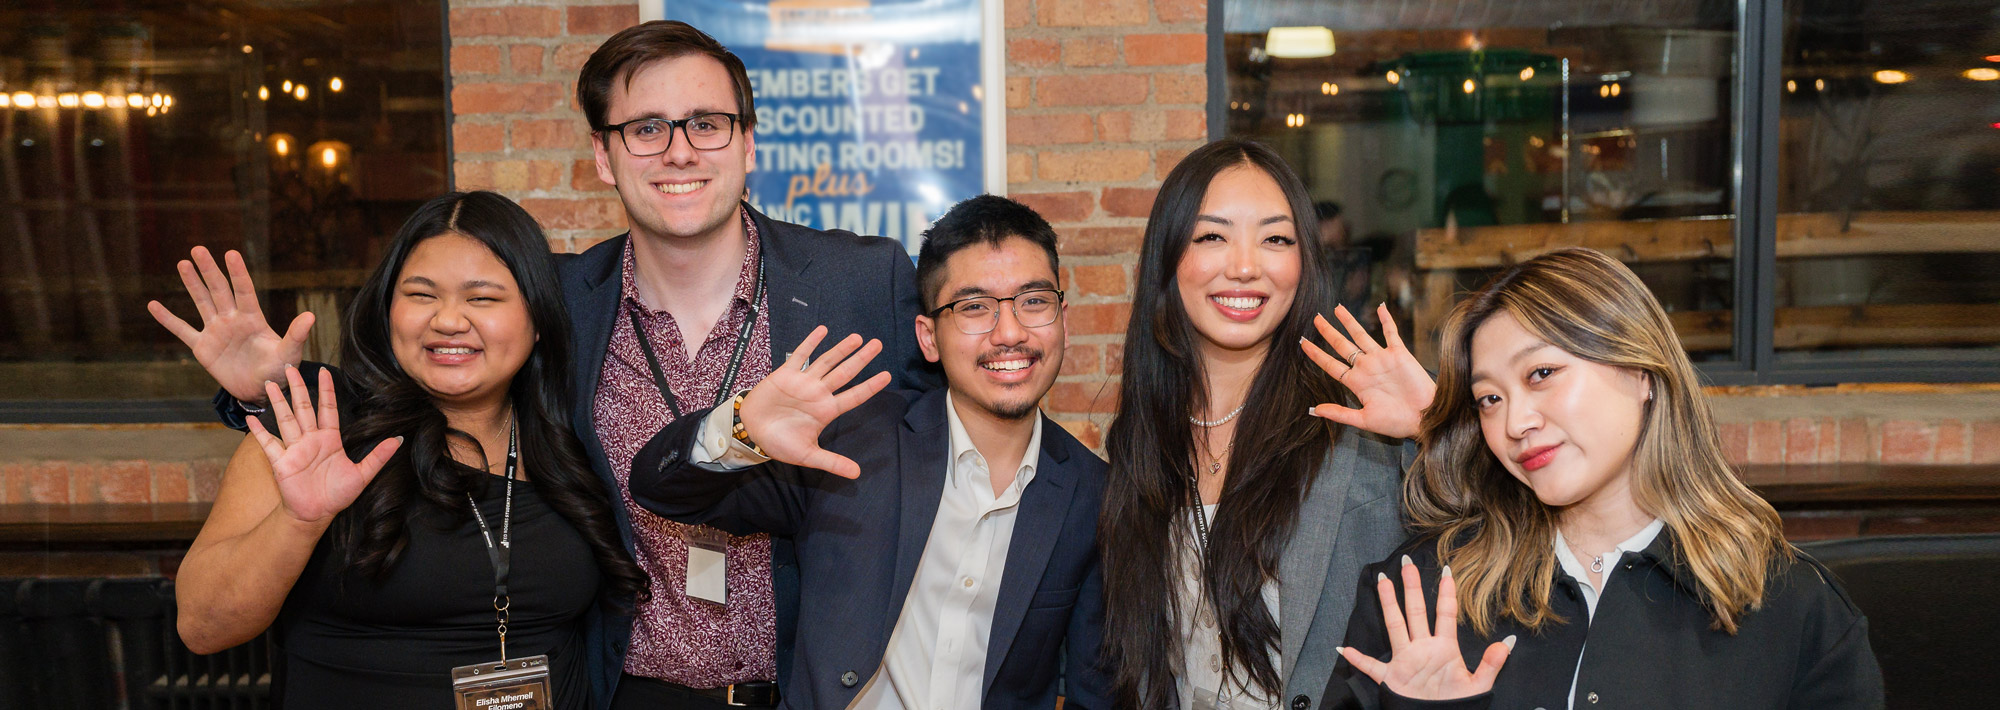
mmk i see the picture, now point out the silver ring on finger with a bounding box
[1344,349,1364,362]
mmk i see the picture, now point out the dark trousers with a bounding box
[610,674,762,710]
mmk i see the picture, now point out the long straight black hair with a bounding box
[1100,138,1350,706]
[329,191,646,606]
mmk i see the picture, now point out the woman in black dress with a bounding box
[174,192,646,709]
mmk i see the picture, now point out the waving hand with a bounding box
[147,247,312,404]
[245,366,402,524]
[736,326,893,479]
[1302,303,1437,439]
[1338,557,1514,702]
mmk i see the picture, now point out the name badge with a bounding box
[452,655,552,710]
[683,525,729,605]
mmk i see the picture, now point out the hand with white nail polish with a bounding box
[1337,556,1513,701]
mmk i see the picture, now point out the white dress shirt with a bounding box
[690,393,1042,710]
[1552,517,1665,710]
[1176,503,1282,710]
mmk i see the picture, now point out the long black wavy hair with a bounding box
[328,191,647,607]
[1099,138,1350,706]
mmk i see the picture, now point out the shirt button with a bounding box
[1588,692,1600,703]
[1209,653,1220,672]
[840,670,859,687]
[1290,694,1311,710]
[962,577,974,588]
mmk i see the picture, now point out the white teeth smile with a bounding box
[657,180,707,195]
[1212,296,1264,310]
[982,359,1032,372]
[432,347,475,355]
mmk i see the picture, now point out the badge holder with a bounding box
[452,417,551,710]
[682,525,730,605]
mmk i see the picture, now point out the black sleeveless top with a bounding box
[274,473,601,709]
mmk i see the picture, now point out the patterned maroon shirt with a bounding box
[593,214,777,686]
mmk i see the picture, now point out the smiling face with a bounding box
[915,236,1067,422]
[388,234,536,408]
[1174,164,1303,361]
[591,53,754,244]
[1469,310,1651,512]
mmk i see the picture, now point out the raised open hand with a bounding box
[1338,557,1513,702]
[1301,303,1437,439]
[147,247,312,404]
[737,326,893,479]
[245,366,402,524]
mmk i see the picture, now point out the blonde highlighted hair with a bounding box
[1409,247,1790,635]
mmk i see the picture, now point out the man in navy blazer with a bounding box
[626,195,1110,709]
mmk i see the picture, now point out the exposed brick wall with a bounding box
[448,0,639,253]
[1003,0,1208,448]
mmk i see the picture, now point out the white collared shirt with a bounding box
[1552,517,1665,710]
[690,394,1042,710]
[1175,503,1282,710]
[850,392,1041,710]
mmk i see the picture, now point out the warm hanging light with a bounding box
[1385,70,1401,85]
[1519,67,1535,81]
[81,92,105,108]
[58,93,80,108]
[127,93,145,107]
[1320,82,1339,95]
[258,86,270,101]
[1814,78,1825,91]
[1264,27,1335,59]
[10,92,32,108]
[1873,69,1910,84]
[107,94,127,108]
[294,84,308,100]
[273,135,291,156]
[1462,78,1477,94]
[1610,82,1621,97]
[1786,80,1797,92]
[151,93,163,107]
[329,77,344,92]
[281,79,293,92]
[1963,68,2000,81]
[241,44,253,54]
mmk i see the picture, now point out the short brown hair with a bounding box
[575,20,757,134]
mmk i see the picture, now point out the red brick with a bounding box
[1039,149,1150,182]
[455,160,495,190]
[1054,418,1105,450]
[1156,0,1207,23]
[452,81,566,115]
[1006,152,1033,184]
[1007,113,1095,146]
[567,5,640,36]
[454,122,506,154]
[1125,33,1206,66]
[554,43,599,74]
[191,460,225,502]
[1071,264,1127,296]
[151,462,192,503]
[1783,418,1819,464]
[1010,38,1060,67]
[77,461,151,504]
[1815,417,1840,464]
[1038,0,1149,26]
[1036,74,1148,107]
[512,118,585,151]
[520,197,627,230]
[1004,0,1032,28]
[5,462,69,503]
[1156,147,1195,178]
[1012,191,1095,223]
[1101,186,1159,218]
[1096,112,1133,142]
[469,159,563,192]
[1060,344,1101,376]
[450,7,561,38]
[452,44,502,75]
[1936,419,1970,464]
[1880,420,1937,464]
[572,158,611,191]
[1104,343,1124,375]
[509,44,546,76]
[1973,421,2000,464]
[1747,420,1783,464]
[1166,109,1208,140]
[1062,37,1119,67]
[1067,302,1133,335]
[1155,73,1206,104]
[1046,381,1121,413]
[1063,226,1144,255]
[1006,77,1031,109]
[1718,422,1750,466]
[1838,417,1872,462]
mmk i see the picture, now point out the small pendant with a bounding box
[1590,555,1604,573]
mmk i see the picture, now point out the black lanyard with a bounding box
[628,254,767,420]
[467,416,519,659]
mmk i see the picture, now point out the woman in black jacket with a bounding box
[1326,248,1883,709]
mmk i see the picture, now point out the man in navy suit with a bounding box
[626,195,1110,709]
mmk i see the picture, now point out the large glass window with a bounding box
[0,1,447,419]
[1775,0,2000,361]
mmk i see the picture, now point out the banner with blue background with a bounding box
[661,0,989,253]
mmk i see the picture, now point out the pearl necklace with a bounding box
[1188,402,1247,428]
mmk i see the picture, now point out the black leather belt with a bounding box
[680,680,780,707]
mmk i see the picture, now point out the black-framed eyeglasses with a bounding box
[927,289,1064,335]
[598,112,741,157]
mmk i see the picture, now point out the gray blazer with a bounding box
[1275,430,1410,710]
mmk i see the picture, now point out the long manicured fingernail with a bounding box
[395,436,406,443]
[1441,564,1452,578]
[1306,407,1320,418]
[1503,635,1517,650]
[1376,572,1387,582]
[1401,554,1414,567]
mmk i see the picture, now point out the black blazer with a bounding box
[626,388,1112,710]
[559,204,938,704]
[1325,533,1885,710]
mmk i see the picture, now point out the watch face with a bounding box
[1377,168,1419,210]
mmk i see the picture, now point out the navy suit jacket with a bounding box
[626,388,1112,710]
[557,204,937,705]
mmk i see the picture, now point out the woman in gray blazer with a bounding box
[1097,138,1432,710]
